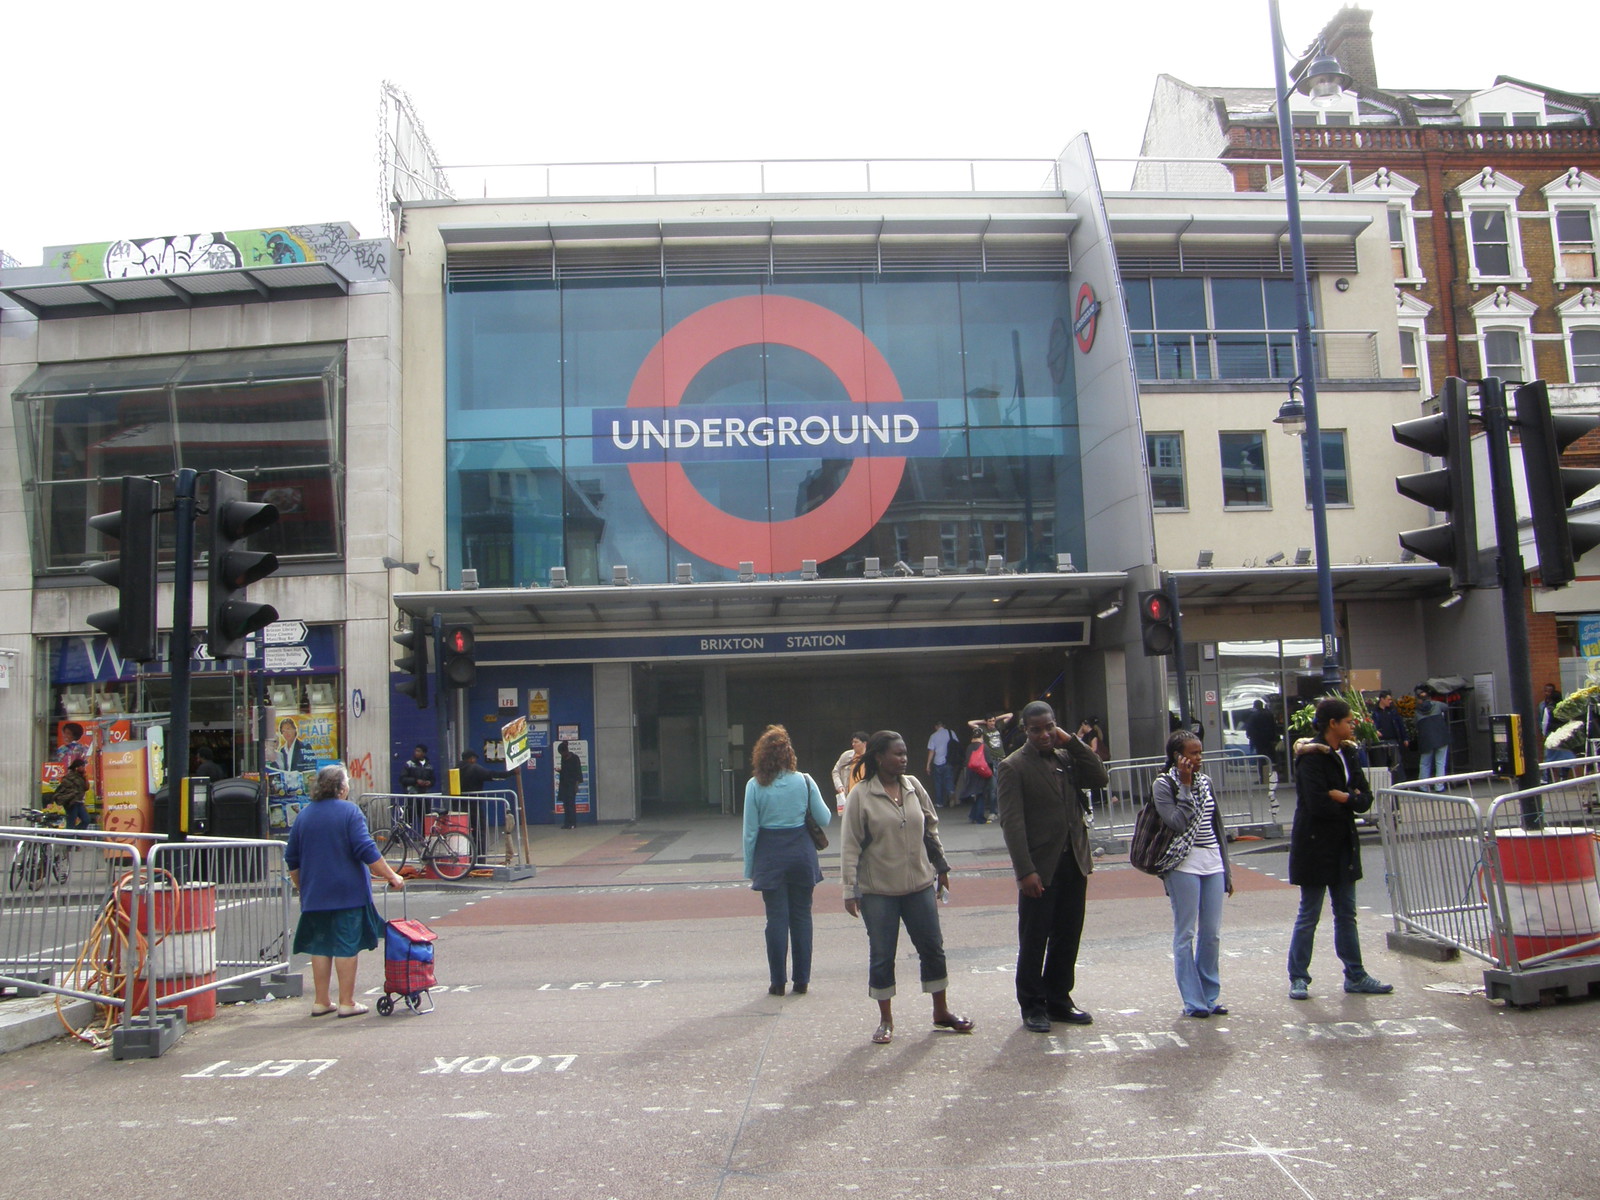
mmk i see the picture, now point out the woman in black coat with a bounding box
[1286,697,1393,1001]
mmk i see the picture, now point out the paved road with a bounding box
[2,842,1596,1200]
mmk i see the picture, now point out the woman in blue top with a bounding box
[1151,730,1233,1018]
[285,764,405,1017]
[743,725,832,997]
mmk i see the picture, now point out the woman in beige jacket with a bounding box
[842,730,974,1045]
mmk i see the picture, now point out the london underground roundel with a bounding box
[626,295,908,573]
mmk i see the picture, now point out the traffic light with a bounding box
[441,625,476,687]
[206,470,281,659]
[393,615,430,709]
[1513,380,1600,589]
[1137,589,1176,656]
[86,475,161,662]
[1394,376,1481,589]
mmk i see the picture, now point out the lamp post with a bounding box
[1267,0,1350,693]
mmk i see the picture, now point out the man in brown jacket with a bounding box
[996,700,1109,1033]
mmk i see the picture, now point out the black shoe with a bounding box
[1022,1011,1052,1033]
[792,983,807,995]
[1047,1005,1093,1025]
[768,984,785,996]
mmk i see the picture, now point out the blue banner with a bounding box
[591,401,940,464]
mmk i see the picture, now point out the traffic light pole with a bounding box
[1165,573,1194,732]
[166,468,198,843]
[432,614,449,780]
[1478,380,1544,814]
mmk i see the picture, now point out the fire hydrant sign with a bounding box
[502,716,530,770]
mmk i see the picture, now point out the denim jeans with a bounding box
[1167,869,1225,1012]
[1287,880,1367,985]
[1416,746,1449,789]
[930,761,954,807]
[969,776,995,822]
[859,887,948,1000]
[760,882,815,990]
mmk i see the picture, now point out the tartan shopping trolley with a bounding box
[377,896,439,1016]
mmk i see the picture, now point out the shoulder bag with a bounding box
[1129,771,1209,876]
[800,773,828,850]
[966,741,993,779]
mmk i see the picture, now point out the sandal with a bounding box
[871,1021,894,1044]
[309,1004,336,1017]
[932,1014,975,1033]
[336,1002,370,1018]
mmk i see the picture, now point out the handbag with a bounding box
[1129,771,1207,875]
[966,741,993,779]
[801,774,828,850]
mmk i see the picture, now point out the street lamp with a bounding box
[1268,0,1349,692]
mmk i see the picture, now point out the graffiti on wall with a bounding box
[51,222,387,281]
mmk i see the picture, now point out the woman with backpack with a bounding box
[1150,729,1233,1018]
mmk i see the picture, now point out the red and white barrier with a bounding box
[118,880,218,1022]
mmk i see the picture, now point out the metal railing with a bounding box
[359,791,521,875]
[438,158,1064,201]
[1,826,296,1058]
[1375,765,1600,1006]
[1094,752,1281,851]
[1130,329,1380,382]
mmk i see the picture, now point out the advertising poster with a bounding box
[99,743,152,835]
[42,719,98,815]
[570,739,592,815]
[267,708,340,832]
[1579,615,1600,660]
[502,716,530,770]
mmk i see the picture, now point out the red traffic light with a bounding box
[443,626,475,656]
[1143,592,1171,622]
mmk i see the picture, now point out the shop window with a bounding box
[1219,432,1269,509]
[14,346,345,574]
[1147,432,1187,510]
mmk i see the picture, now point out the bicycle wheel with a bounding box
[425,832,473,880]
[51,846,72,886]
[373,826,410,874]
[7,845,25,892]
[23,844,49,892]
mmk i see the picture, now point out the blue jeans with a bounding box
[1287,880,1367,985]
[1167,869,1225,1013]
[760,882,815,989]
[1416,746,1448,789]
[930,761,954,807]
[970,776,995,822]
[859,887,948,1000]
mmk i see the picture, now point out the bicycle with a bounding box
[371,798,474,881]
[8,808,72,892]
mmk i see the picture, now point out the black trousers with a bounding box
[1015,851,1088,1015]
[559,792,577,827]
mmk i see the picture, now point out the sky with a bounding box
[3,0,1592,264]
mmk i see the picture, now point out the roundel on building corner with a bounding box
[1073,282,1101,354]
[624,295,908,574]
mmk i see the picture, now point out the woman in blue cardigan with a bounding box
[285,764,405,1017]
[743,725,832,997]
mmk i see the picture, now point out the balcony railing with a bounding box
[1130,329,1380,383]
[1226,125,1600,157]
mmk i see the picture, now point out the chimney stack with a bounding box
[1318,5,1377,96]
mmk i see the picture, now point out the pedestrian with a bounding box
[742,725,831,997]
[1151,730,1233,1018]
[399,744,436,794]
[285,764,406,1018]
[995,700,1109,1032]
[52,759,93,831]
[1286,698,1392,1001]
[963,713,1010,823]
[457,750,513,860]
[1370,691,1408,781]
[830,731,868,815]
[841,730,973,1044]
[925,720,959,808]
[1244,699,1279,783]
[955,726,992,821]
[557,741,583,829]
[192,746,226,782]
[1412,686,1450,790]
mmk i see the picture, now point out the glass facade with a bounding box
[1124,276,1301,382]
[14,345,345,573]
[445,276,1084,586]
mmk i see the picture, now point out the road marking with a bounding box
[1046,1031,1189,1054]
[421,1054,577,1074]
[1282,1016,1462,1041]
[183,1059,336,1078]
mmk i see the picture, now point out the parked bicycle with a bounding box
[7,807,72,892]
[371,798,474,881]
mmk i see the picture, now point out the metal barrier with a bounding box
[360,791,520,876]
[1375,765,1600,1006]
[1,826,298,1059]
[1095,752,1280,851]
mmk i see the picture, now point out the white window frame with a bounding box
[1557,288,1600,384]
[1471,287,1537,384]
[1459,168,1529,287]
[1460,83,1549,128]
[1397,290,1434,395]
[1146,431,1188,512]
[1287,90,1359,126]
[1355,168,1425,285]
[1543,169,1600,286]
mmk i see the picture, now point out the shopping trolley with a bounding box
[376,895,438,1016]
